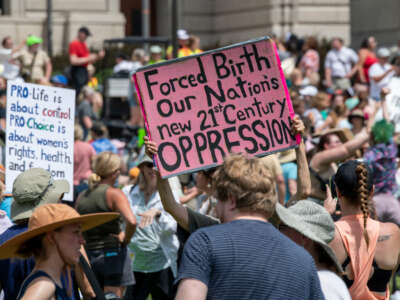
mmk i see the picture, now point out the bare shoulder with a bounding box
[20,276,56,300]
[106,187,126,199]
[378,222,400,242]
[329,227,347,262]
[375,221,400,269]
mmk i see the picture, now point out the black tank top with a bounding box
[17,270,70,300]
[77,184,121,250]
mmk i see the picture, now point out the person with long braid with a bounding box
[330,160,400,300]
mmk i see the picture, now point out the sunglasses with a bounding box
[141,162,154,169]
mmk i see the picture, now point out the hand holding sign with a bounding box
[144,136,158,158]
[135,37,298,178]
[291,115,305,137]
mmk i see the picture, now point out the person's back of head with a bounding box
[212,153,277,219]
[74,124,84,141]
[89,151,120,190]
[90,121,107,139]
[334,160,373,246]
[305,36,318,51]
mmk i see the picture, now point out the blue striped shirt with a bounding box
[177,219,324,300]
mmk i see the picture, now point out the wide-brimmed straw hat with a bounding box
[348,109,365,121]
[11,168,70,222]
[313,127,353,144]
[275,200,343,274]
[0,203,119,259]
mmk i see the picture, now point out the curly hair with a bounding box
[371,119,394,145]
[212,153,277,218]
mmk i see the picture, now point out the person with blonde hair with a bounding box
[174,152,323,299]
[330,160,400,300]
[76,151,137,298]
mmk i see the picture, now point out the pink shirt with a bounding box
[300,49,320,74]
[74,140,96,185]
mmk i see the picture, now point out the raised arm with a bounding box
[290,115,311,202]
[69,54,95,66]
[311,130,369,169]
[370,66,396,83]
[106,188,137,245]
[144,136,190,231]
[180,187,201,205]
[380,87,391,122]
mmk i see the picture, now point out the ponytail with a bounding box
[356,163,370,248]
[88,173,101,190]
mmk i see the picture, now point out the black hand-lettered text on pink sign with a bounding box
[134,37,298,178]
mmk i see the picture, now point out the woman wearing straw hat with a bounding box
[76,151,136,298]
[0,203,118,300]
[330,160,400,300]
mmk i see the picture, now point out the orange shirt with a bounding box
[335,215,389,300]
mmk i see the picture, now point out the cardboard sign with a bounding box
[134,37,298,178]
[382,77,400,132]
[6,81,75,200]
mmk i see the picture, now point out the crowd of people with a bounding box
[0,26,399,300]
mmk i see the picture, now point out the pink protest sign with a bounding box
[134,36,298,178]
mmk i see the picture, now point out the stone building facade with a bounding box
[0,0,125,54]
[0,0,355,55]
[157,0,351,48]
[351,0,400,49]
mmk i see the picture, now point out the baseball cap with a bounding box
[78,26,91,37]
[150,45,162,54]
[50,74,68,86]
[377,47,390,58]
[177,29,189,40]
[26,35,43,47]
[136,155,154,168]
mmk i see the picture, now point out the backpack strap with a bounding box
[79,254,107,300]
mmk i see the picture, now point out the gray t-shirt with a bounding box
[187,207,219,233]
[77,100,97,129]
[177,220,324,300]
